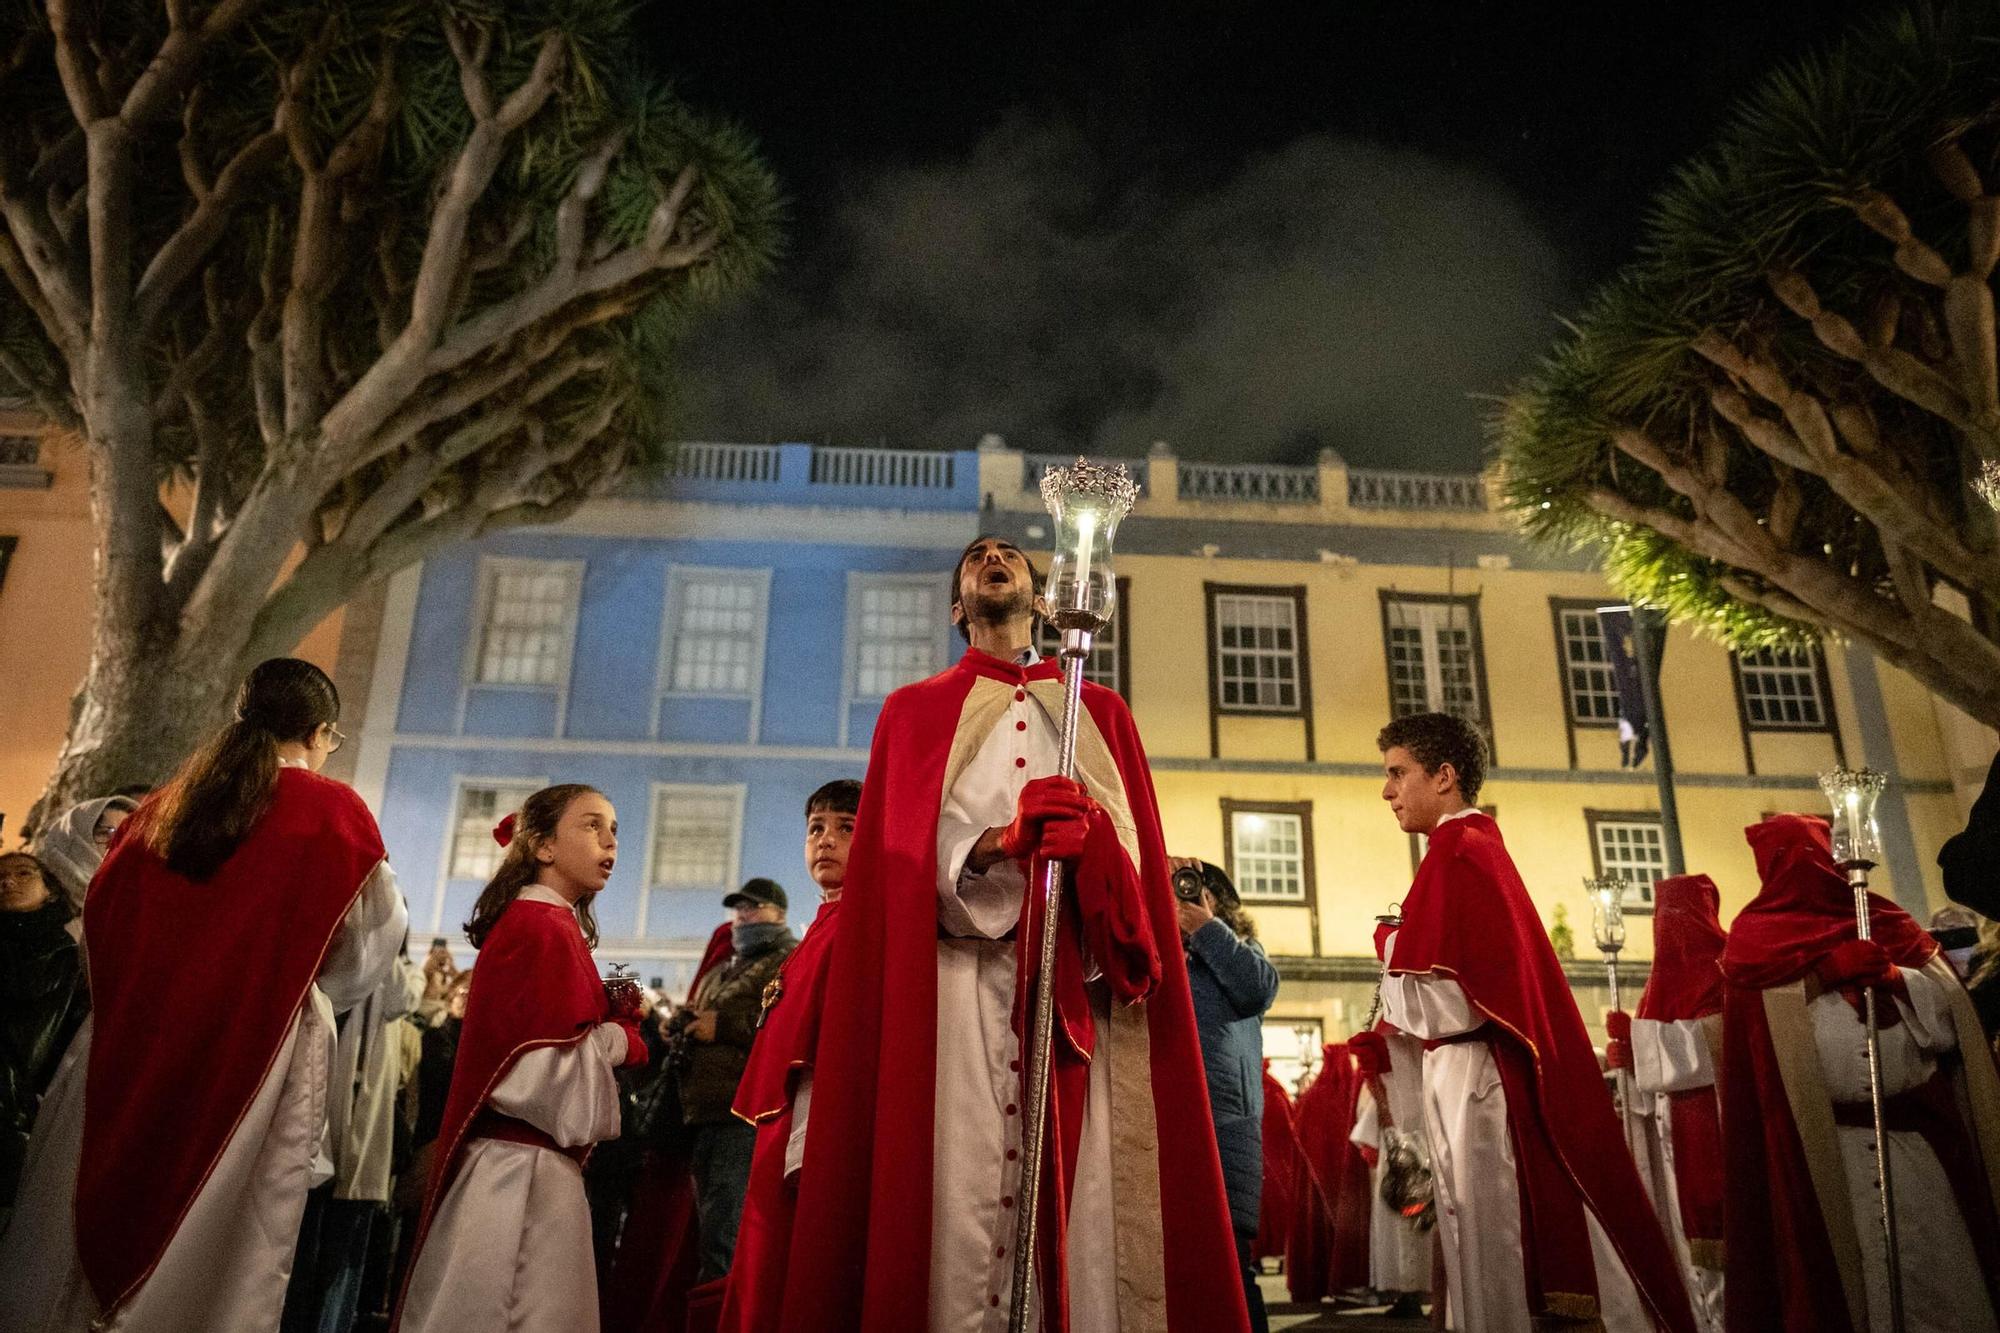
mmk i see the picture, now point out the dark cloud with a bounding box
[675,114,1572,470]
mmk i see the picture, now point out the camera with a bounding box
[1172,865,1207,904]
[660,1006,699,1077]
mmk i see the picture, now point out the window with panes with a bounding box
[1734,646,1826,728]
[649,786,743,892]
[1591,816,1666,906]
[1212,592,1302,712]
[1383,596,1485,723]
[850,579,940,699]
[448,780,544,880]
[472,560,580,687]
[1555,606,1620,723]
[661,569,765,696]
[1037,577,1126,693]
[1228,807,1309,901]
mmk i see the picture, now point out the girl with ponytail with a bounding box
[398,784,647,1333]
[0,658,408,1331]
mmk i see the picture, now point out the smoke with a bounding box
[675,115,1571,470]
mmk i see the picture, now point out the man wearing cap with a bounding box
[674,877,798,1280]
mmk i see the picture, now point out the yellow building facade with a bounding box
[978,442,1989,1069]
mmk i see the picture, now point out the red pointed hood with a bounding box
[1636,873,1726,1022]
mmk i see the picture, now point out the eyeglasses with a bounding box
[326,726,347,754]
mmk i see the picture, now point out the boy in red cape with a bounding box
[398,785,648,1333]
[1376,712,1694,1333]
[1607,873,1727,1332]
[770,535,1247,1332]
[720,778,860,1333]
[1720,814,2000,1333]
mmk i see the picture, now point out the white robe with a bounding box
[1809,969,1998,1333]
[398,886,633,1333]
[931,677,1118,1333]
[0,860,407,1333]
[1629,1017,1724,1333]
[1348,1027,1431,1294]
[1381,929,1649,1333]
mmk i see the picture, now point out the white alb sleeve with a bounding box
[486,1025,626,1148]
[1630,1017,1716,1094]
[319,861,409,1013]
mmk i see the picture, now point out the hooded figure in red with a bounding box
[1381,807,1695,1333]
[1623,873,1728,1331]
[1255,1063,1298,1261]
[1721,814,2000,1333]
[1285,1041,1370,1301]
[760,577,1245,1333]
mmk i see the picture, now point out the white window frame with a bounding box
[638,782,746,937]
[461,556,585,730]
[1383,595,1486,724]
[840,572,947,745]
[1212,592,1303,713]
[433,774,547,932]
[1591,815,1667,907]
[1227,806,1309,903]
[1734,645,1828,730]
[653,564,772,740]
[1037,581,1125,693]
[1555,605,1620,725]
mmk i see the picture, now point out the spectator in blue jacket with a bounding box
[1172,856,1282,1333]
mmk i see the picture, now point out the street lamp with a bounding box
[1818,766,1903,1333]
[1009,458,1138,1333]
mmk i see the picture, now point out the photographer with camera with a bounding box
[1172,856,1282,1333]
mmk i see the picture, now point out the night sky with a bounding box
[649,1,1890,470]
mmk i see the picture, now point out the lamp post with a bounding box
[1008,459,1137,1333]
[1587,875,1639,1154]
[1820,765,1905,1333]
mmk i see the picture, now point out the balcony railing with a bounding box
[809,445,956,489]
[1021,453,1148,495]
[0,433,49,489]
[1177,460,1320,504]
[1348,467,1486,511]
[666,441,782,482]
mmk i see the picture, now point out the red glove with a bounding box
[999,776,1091,861]
[1373,919,1398,963]
[1605,1010,1632,1042]
[614,1019,649,1069]
[1350,1029,1391,1078]
[1036,802,1096,862]
[1605,1039,1632,1071]
[1357,1143,1380,1169]
[1816,939,1905,1017]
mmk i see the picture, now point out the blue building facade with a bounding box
[349,442,985,987]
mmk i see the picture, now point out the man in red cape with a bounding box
[1607,872,1727,1332]
[1285,1041,1371,1303]
[720,779,858,1333]
[1255,1062,1297,1262]
[1377,712,1694,1333]
[599,920,733,1332]
[770,535,1247,1332]
[1720,814,2000,1333]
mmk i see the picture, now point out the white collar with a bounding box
[520,884,576,909]
[278,756,309,770]
[1433,805,1480,830]
[1015,644,1041,666]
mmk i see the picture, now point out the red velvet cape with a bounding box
[76,767,384,1316]
[1635,874,1726,1250]
[719,898,842,1333]
[776,648,1247,1331]
[1719,816,1989,1332]
[1254,1065,1298,1260]
[1286,1042,1368,1300]
[601,921,733,1333]
[1388,813,1695,1332]
[395,894,615,1326]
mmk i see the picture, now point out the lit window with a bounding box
[1384,597,1484,722]
[1229,807,1308,901]
[1213,593,1301,712]
[473,560,580,687]
[1735,646,1825,728]
[851,578,940,699]
[649,785,743,892]
[1556,607,1620,723]
[661,569,766,696]
[1593,817,1666,905]
[448,781,544,880]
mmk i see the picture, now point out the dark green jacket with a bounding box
[679,929,797,1125]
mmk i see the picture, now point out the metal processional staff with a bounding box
[1008,459,1138,1333]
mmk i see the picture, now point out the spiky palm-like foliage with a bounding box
[1496,8,2000,725]
[0,0,780,824]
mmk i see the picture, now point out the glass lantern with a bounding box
[1818,767,1887,868]
[1586,875,1627,954]
[1039,459,1138,632]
